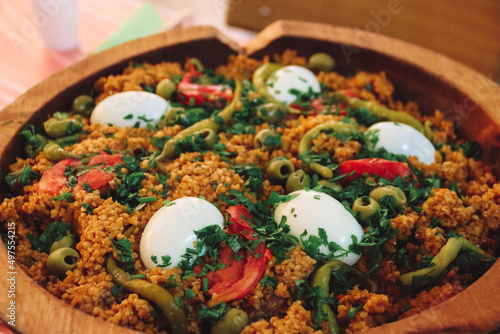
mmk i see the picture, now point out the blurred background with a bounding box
[0,0,498,109]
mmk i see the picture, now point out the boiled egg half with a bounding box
[140,197,224,269]
[266,65,321,106]
[90,91,169,128]
[366,122,436,164]
[274,189,363,265]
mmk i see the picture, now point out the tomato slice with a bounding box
[39,153,122,195]
[226,205,255,240]
[339,158,411,185]
[73,154,122,192]
[206,243,272,308]
[205,245,245,294]
[38,159,81,195]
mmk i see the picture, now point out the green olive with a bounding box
[254,129,281,151]
[184,57,204,72]
[50,235,77,254]
[155,78,176,100]
[256,103,287,124]
[196,128,218,149]
[286,170,310,193]
[44,117,82,139]
[71,95,95,116]
[369,186,407,207]
[24,134,49,158]
[267,158,295,181]
[46,247,80,277]
[210,308,248,334]
[352,196,380,223]
[317,180,343,192]
[43,142,83,161]
[308,53,336,72]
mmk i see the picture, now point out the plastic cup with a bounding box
[29,0,79,51]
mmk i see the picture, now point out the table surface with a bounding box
[0,0,255,111]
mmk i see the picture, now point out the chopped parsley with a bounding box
[198,302,230,323]
[110,237,134,265]
[151,255,172,268]
[81,203,94,215]
[260,276,278,288]
[53,192,73,202]
[27,222,72,253]
[4,165,40,186]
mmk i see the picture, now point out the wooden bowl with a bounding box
[1,21,499,334]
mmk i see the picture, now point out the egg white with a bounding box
[366,122,436,164]
[266,65,321,106]
[140,197,224,269]
[274,190,363,265]
[90,91,169,128]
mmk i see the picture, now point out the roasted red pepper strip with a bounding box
[177,62,232,106]
[206,243,272,308]
[39,153,122,195]
[339,158,411,184]
[226,204,255,240]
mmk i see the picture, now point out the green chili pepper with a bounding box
[298,121,360,178]
[398,236,489,287]
[252,63,284,106]
[106,255,188,334]
[158,107,184,129]
[311,260,377,334]
[44,117,83,139]
[54,132,83,147]
[156,81,242,162]
[43,142,83,161]
[423,120,434,140]
[24,134,49,158]
[331,91,430,139]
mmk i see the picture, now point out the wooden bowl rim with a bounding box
[1,20,499,334]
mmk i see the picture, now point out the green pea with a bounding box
[267,158,295,181]
[50,235,77,254]
[196,128,218,149]
[44,117,82,139]
[256,102,287,124]
[352,196,380,223]
[286,170,310,194]
[210,308,248,334]
[369,186,407,207]
[71,95,95,116]
[43,142,83,161]
[317,180,343,192]
[155,78,176,100]
[184,57,204,72]
[308,53,336,72]
[46,247,80,277]
[24,134,49,158]
[254,129,281,151]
